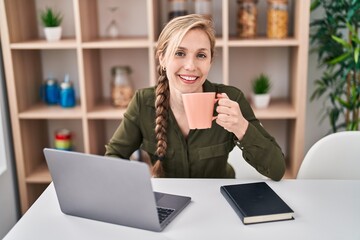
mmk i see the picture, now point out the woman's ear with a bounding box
[159,54,165,69]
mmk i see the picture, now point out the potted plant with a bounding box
[40,7,63,42]
[310,0,360,132]
[251,73,272,109]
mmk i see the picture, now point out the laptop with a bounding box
[43,148,191,232]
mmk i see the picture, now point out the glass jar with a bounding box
[193,0,212,20]
[111,66,134,108]
[168,0,188,21]
[41,78,59,105]
[237,0,258,38]
[267,0,288,39]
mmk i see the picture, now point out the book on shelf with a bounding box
[220,182,294,225]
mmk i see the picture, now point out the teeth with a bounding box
[180,75,197,81]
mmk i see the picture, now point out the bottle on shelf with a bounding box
[41,77,59,105]
[193,0,212,20]
[168,0,188,21]
[267,0,289,39]
[59,74,76,108]
[237,0,258,38]
[111,66,134,108]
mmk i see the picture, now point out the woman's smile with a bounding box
[178,74,199,83]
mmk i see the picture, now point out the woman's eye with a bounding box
[175,51,185,57]
[197,53,207,59]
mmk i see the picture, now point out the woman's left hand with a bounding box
[215,93,249,140]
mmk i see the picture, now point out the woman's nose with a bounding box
[184,57,196,71]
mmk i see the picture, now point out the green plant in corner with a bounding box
[310,0,360,132]
[252,73,272,94]
[40,7,63,27]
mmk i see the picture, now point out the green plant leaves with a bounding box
[252,74,271,94]
[309,0,360,132]
[40,7,63,27]
[327,52,351,65]
[355,47,359,64]
[310,0,321,12]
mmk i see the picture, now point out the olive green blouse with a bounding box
[105,80,285,181]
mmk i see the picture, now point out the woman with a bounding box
[105,14,285,181]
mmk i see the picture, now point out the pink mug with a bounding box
[182,92,216,129]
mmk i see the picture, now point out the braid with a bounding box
[153,66,170,177]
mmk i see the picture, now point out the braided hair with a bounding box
[152,65,170,177]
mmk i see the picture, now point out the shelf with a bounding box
[87,104,126,119]
[26,162,51,184]
[10,39,77,49]
[228,37,299,47]
[18,104,82,119]
[82,37,150,49]
[252,99,296,119]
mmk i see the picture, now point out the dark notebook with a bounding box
[220,182,294,224]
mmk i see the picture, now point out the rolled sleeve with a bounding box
[235,124,285,181]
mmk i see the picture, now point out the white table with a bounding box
[4,179,360,240]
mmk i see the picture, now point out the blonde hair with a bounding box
[151,14,216,177]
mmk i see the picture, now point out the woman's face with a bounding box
[161,28,212,95]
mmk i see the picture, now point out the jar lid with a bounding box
[238,0,258,3]
[267,0,288,4]
[60,81,73,89]
[55,129,71,139]
[111,66,132,75]
[45,78,58,85]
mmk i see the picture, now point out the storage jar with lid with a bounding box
[54,128,72,151]
[111,66,134,108]
[168,0,188,21]
[42,78,59,105]
[237,0,258,38]
[193,0,212,20]
[59,74,76,108]
[267,0,288,39]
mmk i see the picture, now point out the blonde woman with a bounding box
[105,14,285,180]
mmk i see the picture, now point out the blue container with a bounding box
[42,78,59,105]
[59,77,76,108]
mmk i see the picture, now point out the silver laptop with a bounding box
[43,148,191,232]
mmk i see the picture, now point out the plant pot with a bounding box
[44,26,62,42]
[251,93,271,109]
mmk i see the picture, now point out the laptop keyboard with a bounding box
[157,207,175,224]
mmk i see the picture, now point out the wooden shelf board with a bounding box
[18,104,83,119]
[252,99,296,119]
[10,38,77,49]
[215,37,224,47]
[87,104,126,119]
[228,37,299,47]
[82,37,149,49]
[141,37,224,48]
[26,162,51,184]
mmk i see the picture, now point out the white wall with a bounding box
[304,6,331,154]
